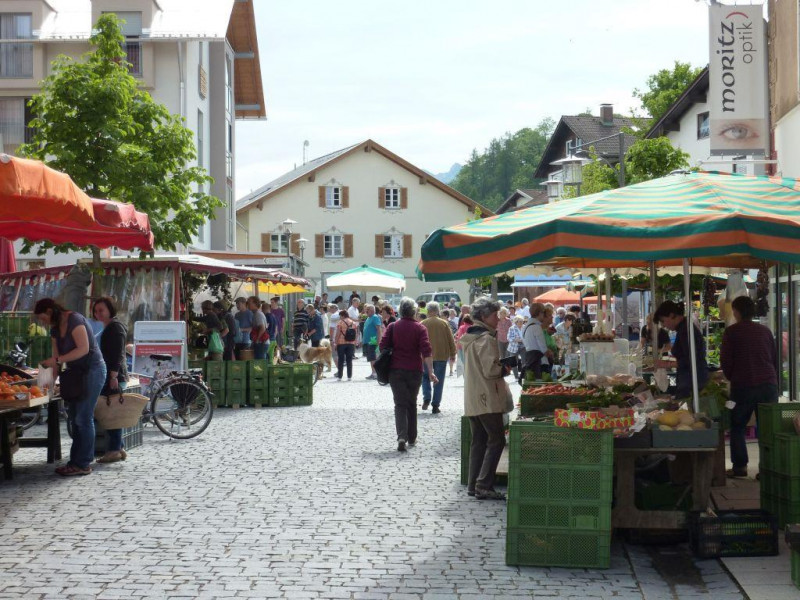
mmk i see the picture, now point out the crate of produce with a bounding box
[509,462,613,505]
[248,359,269,384]
[519,394,574,417]
[95,418,143,454]
[554,407,634,430]
[205,361,225,380]
[226,361,247,379]
[507,499,610,531]
[506,527,610,568]
[651,421,720,448]
[688,510,778,558]
[773,433,800,477]
[509,420,613,467]
[758,402,800,444]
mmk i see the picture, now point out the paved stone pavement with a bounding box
[0,358,747,599]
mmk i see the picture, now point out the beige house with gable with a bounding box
[236,140,488,301]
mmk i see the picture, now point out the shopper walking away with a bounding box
[362,303,383,379]
[92,296,129,464]
[420,302,456,413]
[380,297,436,452]
[720,296,778,477]
[35,298,106,476]
[335,310,357,381]
[460,297,513,500]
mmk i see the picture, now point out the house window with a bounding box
[225,55,233,116]
[105,12,142,76]
[384,187,400,209]
[383,234,403,258]
[270,233,288,254]
[324,234,344,258]
[0,97,33,153]
[697,112,710,139]
[326,186,341,208]
[0,14,32,78]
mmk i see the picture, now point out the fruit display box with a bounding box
[651,421,719,448]
[554,407,634,430]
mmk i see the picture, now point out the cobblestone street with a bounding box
[0,359,746,599]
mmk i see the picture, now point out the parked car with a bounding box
[416,291,462,307]
[496,292,514,305]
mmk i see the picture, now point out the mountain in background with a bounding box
[432,163,462,184]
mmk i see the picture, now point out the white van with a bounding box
[416,291,462,306]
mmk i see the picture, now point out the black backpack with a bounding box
[344,321,357,342]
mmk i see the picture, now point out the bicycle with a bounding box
[135,353,214,439]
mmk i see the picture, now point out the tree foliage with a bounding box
[625,137,690,184]
[19,14,222,256]
[450,119,556,211]
[633,61,703,122]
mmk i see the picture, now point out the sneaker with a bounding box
[432,406,441,414]
[421,401,430,411]
[397,439,407,452]
[365,373,376,380]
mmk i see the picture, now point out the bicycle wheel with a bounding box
[150,377,213,439]
[16,407,42,430]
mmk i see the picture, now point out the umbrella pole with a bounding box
[650,261,658,365]
[683,258,700,413]
[605,268,612,333]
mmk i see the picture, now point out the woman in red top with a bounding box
[380,297,437,452]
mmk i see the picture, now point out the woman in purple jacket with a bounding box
[380,297,437,452]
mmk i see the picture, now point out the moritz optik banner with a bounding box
[708,4,768,155]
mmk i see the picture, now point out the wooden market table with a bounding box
[612,446,716,530]
[0,395,61,481]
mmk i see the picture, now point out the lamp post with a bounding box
[540,179,561,202]
[282,218,297,273]
[296,237,308,262]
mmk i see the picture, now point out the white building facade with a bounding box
[236,140,487,302]
[0,0,265,268]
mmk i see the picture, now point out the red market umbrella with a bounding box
[12,197,154,251]
[0,238,15,273]
[533,287,580,305]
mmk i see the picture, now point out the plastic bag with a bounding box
[37,367,55,394]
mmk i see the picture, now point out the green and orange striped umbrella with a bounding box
[418,171,800,281]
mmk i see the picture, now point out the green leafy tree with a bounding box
[19,14,222,258]
[451,118,555,212]
[625,137,690,184]
[633,61,703,122]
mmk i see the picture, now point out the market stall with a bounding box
[421,170,800,568]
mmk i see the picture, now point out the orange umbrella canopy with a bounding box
[0,155,94,226]
[533,287,580,305]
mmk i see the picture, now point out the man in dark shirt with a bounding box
[721,296,778,477]
[654,300,708,399]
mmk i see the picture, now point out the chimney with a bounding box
[600,104,613,126]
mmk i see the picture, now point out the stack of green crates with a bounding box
[459,415,507,486]
[506,421,613,568]
[248,359,269,406]
[226,361,247,407]
[267,363,314,407]
[759,402,800,526]
[205,361,226,407]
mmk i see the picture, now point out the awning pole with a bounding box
[650,261,658,364]
[684,258,700,412]
[621,276,628,339]
[604,268,612,332]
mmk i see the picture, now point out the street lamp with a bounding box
[282,218,297,272]
[540,179,561,202]
[550,155,589,196]
[296,237,308,261]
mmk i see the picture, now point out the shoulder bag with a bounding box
[374,323,394,385]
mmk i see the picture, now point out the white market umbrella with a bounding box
[325,264,406,293]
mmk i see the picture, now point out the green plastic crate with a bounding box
[248,385,269,406]
[758,402,800,445]
[248,359,269,383]
[226,387,246,406]
[792,549,800,589]
[293,387,313,406]
[268,380,294,407]
[509,421,613,467]
[506,527,610,568]
[206,377,225,407]
[187,359,205,371]
[205,361,225,380]
[760,442,775,473]
[226,376,246,391]
[774,433,800,477]
[226,362,247,379]
[509,462,613,505]
[761,493,800,528]
[507,499,610,531]
[761,469,800,501]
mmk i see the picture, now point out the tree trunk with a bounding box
[91,246,101,269]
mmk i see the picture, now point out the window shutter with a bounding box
[315,234,324,258]
[344,234,354,258]
[375,234,383,258]
[261,233,270,252]
[290,233,300,255]
[318,186,325,208]
[403,234,412,258]
[378,187,385,208]
[400,187,408,209]
[341,186,349,208]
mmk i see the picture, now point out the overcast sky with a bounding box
[235,0,712,198]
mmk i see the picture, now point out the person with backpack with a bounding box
[335,310,358,380]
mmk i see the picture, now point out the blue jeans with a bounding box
[253,342,268,359]
[421,360,448,407]
[106,381,128,452]
[67,362,106,468]
[730,382,778,469]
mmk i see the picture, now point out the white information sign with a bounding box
[132,321,187,394]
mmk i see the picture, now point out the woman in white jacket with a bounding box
[460,298,513,500]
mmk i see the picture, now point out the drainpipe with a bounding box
[177,42,186,120]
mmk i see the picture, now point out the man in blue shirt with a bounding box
[305,304,325,347]
[233,297,252,359]
[362,303,383,380]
